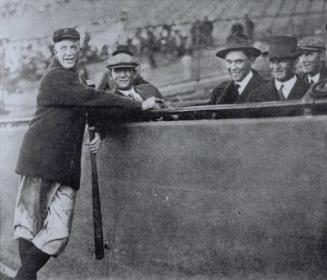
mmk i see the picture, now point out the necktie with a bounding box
[227,83,240,103]
[234,83,240,94]
[309,79,314,85]
[277,84,285,100]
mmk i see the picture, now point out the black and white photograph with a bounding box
[1,0,327,279]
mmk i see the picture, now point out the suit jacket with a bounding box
[298,62,327,84]
[246,76,310,103]
[209,70,266,105]
[246,76,310,117]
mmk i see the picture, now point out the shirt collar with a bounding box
[119,87,137,97]
[308,72,320,84]
[119,87,143,102]
[274,75,297,99]
[235,70,253,94]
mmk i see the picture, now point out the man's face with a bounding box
[224,50,253,82]
[299,50,322,75]
[111,67,135,90]
[269,58,296,82]
[54,39,80,69]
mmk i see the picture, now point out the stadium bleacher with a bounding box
[1,0,327,113]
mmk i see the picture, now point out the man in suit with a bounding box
[298,36,327,84]
[209,34,266,105]
[247,36,310,103]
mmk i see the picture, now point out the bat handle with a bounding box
[88,126,105,260]
[89,126,96,141]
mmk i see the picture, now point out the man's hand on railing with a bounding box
[142,97,165,111]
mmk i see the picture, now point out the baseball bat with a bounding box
[88,126,104,260]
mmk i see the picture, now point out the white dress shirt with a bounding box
[235,70,254,95]
[274,75,297,99]
[119,87,143,102]
[308,73,320,84]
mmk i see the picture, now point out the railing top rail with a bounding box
[1,94,327,126]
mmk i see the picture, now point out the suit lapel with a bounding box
[237,72,262,103]
[319,63,327,81]
[287,77,309,100]
[114,89,125,97]
[268,80,280,101]
[216,81,239,104]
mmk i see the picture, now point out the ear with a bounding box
[53,46,57,55]
[293,57,299,67]
[320,51,325,61]
[248,56,255,64]
[132,69,137,79]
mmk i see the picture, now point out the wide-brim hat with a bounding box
[53,28,80,43]
[106,53,139,69]
[268,35,301,59]
[216,34,261,58]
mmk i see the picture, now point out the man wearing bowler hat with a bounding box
[247,36,310,102]
[12,27,162,280]
[298,36,327,84]
[209,34,266,105]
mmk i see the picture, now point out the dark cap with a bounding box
[298,36,326,52]
[106,53,139,69]
[268,36,301,59]
[53,28,80,43]
[216,34,261,58]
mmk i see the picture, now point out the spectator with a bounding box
[247,36,309,102]
[209,34,265,105]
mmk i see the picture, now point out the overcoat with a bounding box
[16,59,141,190]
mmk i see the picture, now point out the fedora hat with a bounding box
[268,36,301,59]
[216,34,261,58]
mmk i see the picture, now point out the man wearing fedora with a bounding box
[209,34,266,105]
[247,36,310,102]
[13,28,162,280]
[298,36,327,84]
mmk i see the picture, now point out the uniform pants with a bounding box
[13,175,76,256]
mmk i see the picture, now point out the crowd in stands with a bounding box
[0,17,216,89]
[126,18,214,68]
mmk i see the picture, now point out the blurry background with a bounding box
[0,0,327,118]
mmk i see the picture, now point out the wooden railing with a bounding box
[1,86,327,127]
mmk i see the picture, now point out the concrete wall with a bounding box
[2,116,327,279]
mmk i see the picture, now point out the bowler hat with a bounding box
[53,28,80,43]
[106,53,139,69]
[298,36,326,52]
[216,34,261,58]
[268,36,300,59]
